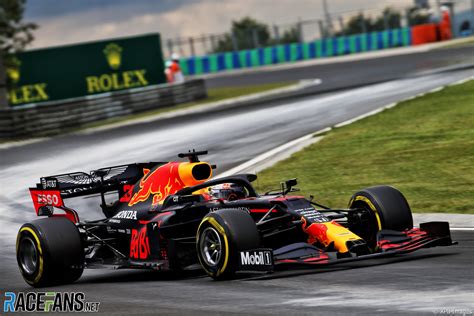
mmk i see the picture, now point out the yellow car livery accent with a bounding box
[197,216,229,277]
[353,196,382,230]
[304,217,363,253]
[178,162,212,187]
[18,227,44,284]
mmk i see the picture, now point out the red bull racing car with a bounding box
[17,151,454,287]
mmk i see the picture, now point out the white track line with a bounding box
[217,76,474,225]
[334,107,385,128]
[218,76,474,226]
[332,75,474,130]
[218,132,319,178]
[0,138,50,150]
[223,76,474,178]
[450,227,474,231]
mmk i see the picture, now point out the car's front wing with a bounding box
[237,221,455,272]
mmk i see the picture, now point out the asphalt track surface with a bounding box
[205,46,474,93]
[0,231,471,315]
[1,58,474,314]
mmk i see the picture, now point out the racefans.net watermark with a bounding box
[3,291,100,313]
[434,308,473,316]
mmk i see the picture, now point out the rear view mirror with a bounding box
[285,178,298,188]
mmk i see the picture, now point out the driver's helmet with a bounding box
[210,183,246,201]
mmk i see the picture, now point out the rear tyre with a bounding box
[196,209,260,280]
[348,185,413,246]
[16,217,84,287]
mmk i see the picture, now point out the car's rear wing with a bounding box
[28,162,164,221]
[32,162,162,198]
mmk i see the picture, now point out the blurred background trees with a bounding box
[211,5,431,53]
[214,17,271,52]
[0,0,37,70]
[0,0,37,107]
[336,8,402,35]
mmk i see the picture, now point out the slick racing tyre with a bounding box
[348,185,413,246]
[196,209,260,280]
[16,217,84,287]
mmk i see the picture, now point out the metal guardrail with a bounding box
[0,79,207,139]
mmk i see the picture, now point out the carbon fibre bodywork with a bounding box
[22,151,454,283]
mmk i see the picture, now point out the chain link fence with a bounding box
[162,6,412,58]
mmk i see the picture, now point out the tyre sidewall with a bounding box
[16,217,84,287]
[16,224,46,286]
[197,209,260,279]
[196,215,232,278]
[349,185,413,232]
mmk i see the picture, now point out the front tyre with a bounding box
[348,185,413,246]
[16,217,84,287]
[196,209,260,280]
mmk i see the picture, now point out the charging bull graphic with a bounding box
[303,219,330,246]
[128,162,212,207]
[302,218,362,253]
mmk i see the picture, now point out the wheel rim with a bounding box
[19,236,38,275]
[199,227,222,267]
[350,202,379,248]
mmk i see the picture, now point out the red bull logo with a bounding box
[303,218,331,246]
[127,161,212,207]
[128,163,186,207]
[303,218,363,253]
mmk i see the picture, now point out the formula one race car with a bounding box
[17,151,454,287]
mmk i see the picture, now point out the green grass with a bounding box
[436,36,474,49]
[80,81,295,130]
[255,80,474,213]
[206,82,295,100]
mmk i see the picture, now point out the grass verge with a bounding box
[80,81,294,130]
[436,36,474,49]
[255,80,474,213]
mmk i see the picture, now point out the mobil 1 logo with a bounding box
[238,249,273,272]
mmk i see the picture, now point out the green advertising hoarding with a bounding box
[6,33,166,107]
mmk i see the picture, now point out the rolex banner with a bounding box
[6,33,166,107]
